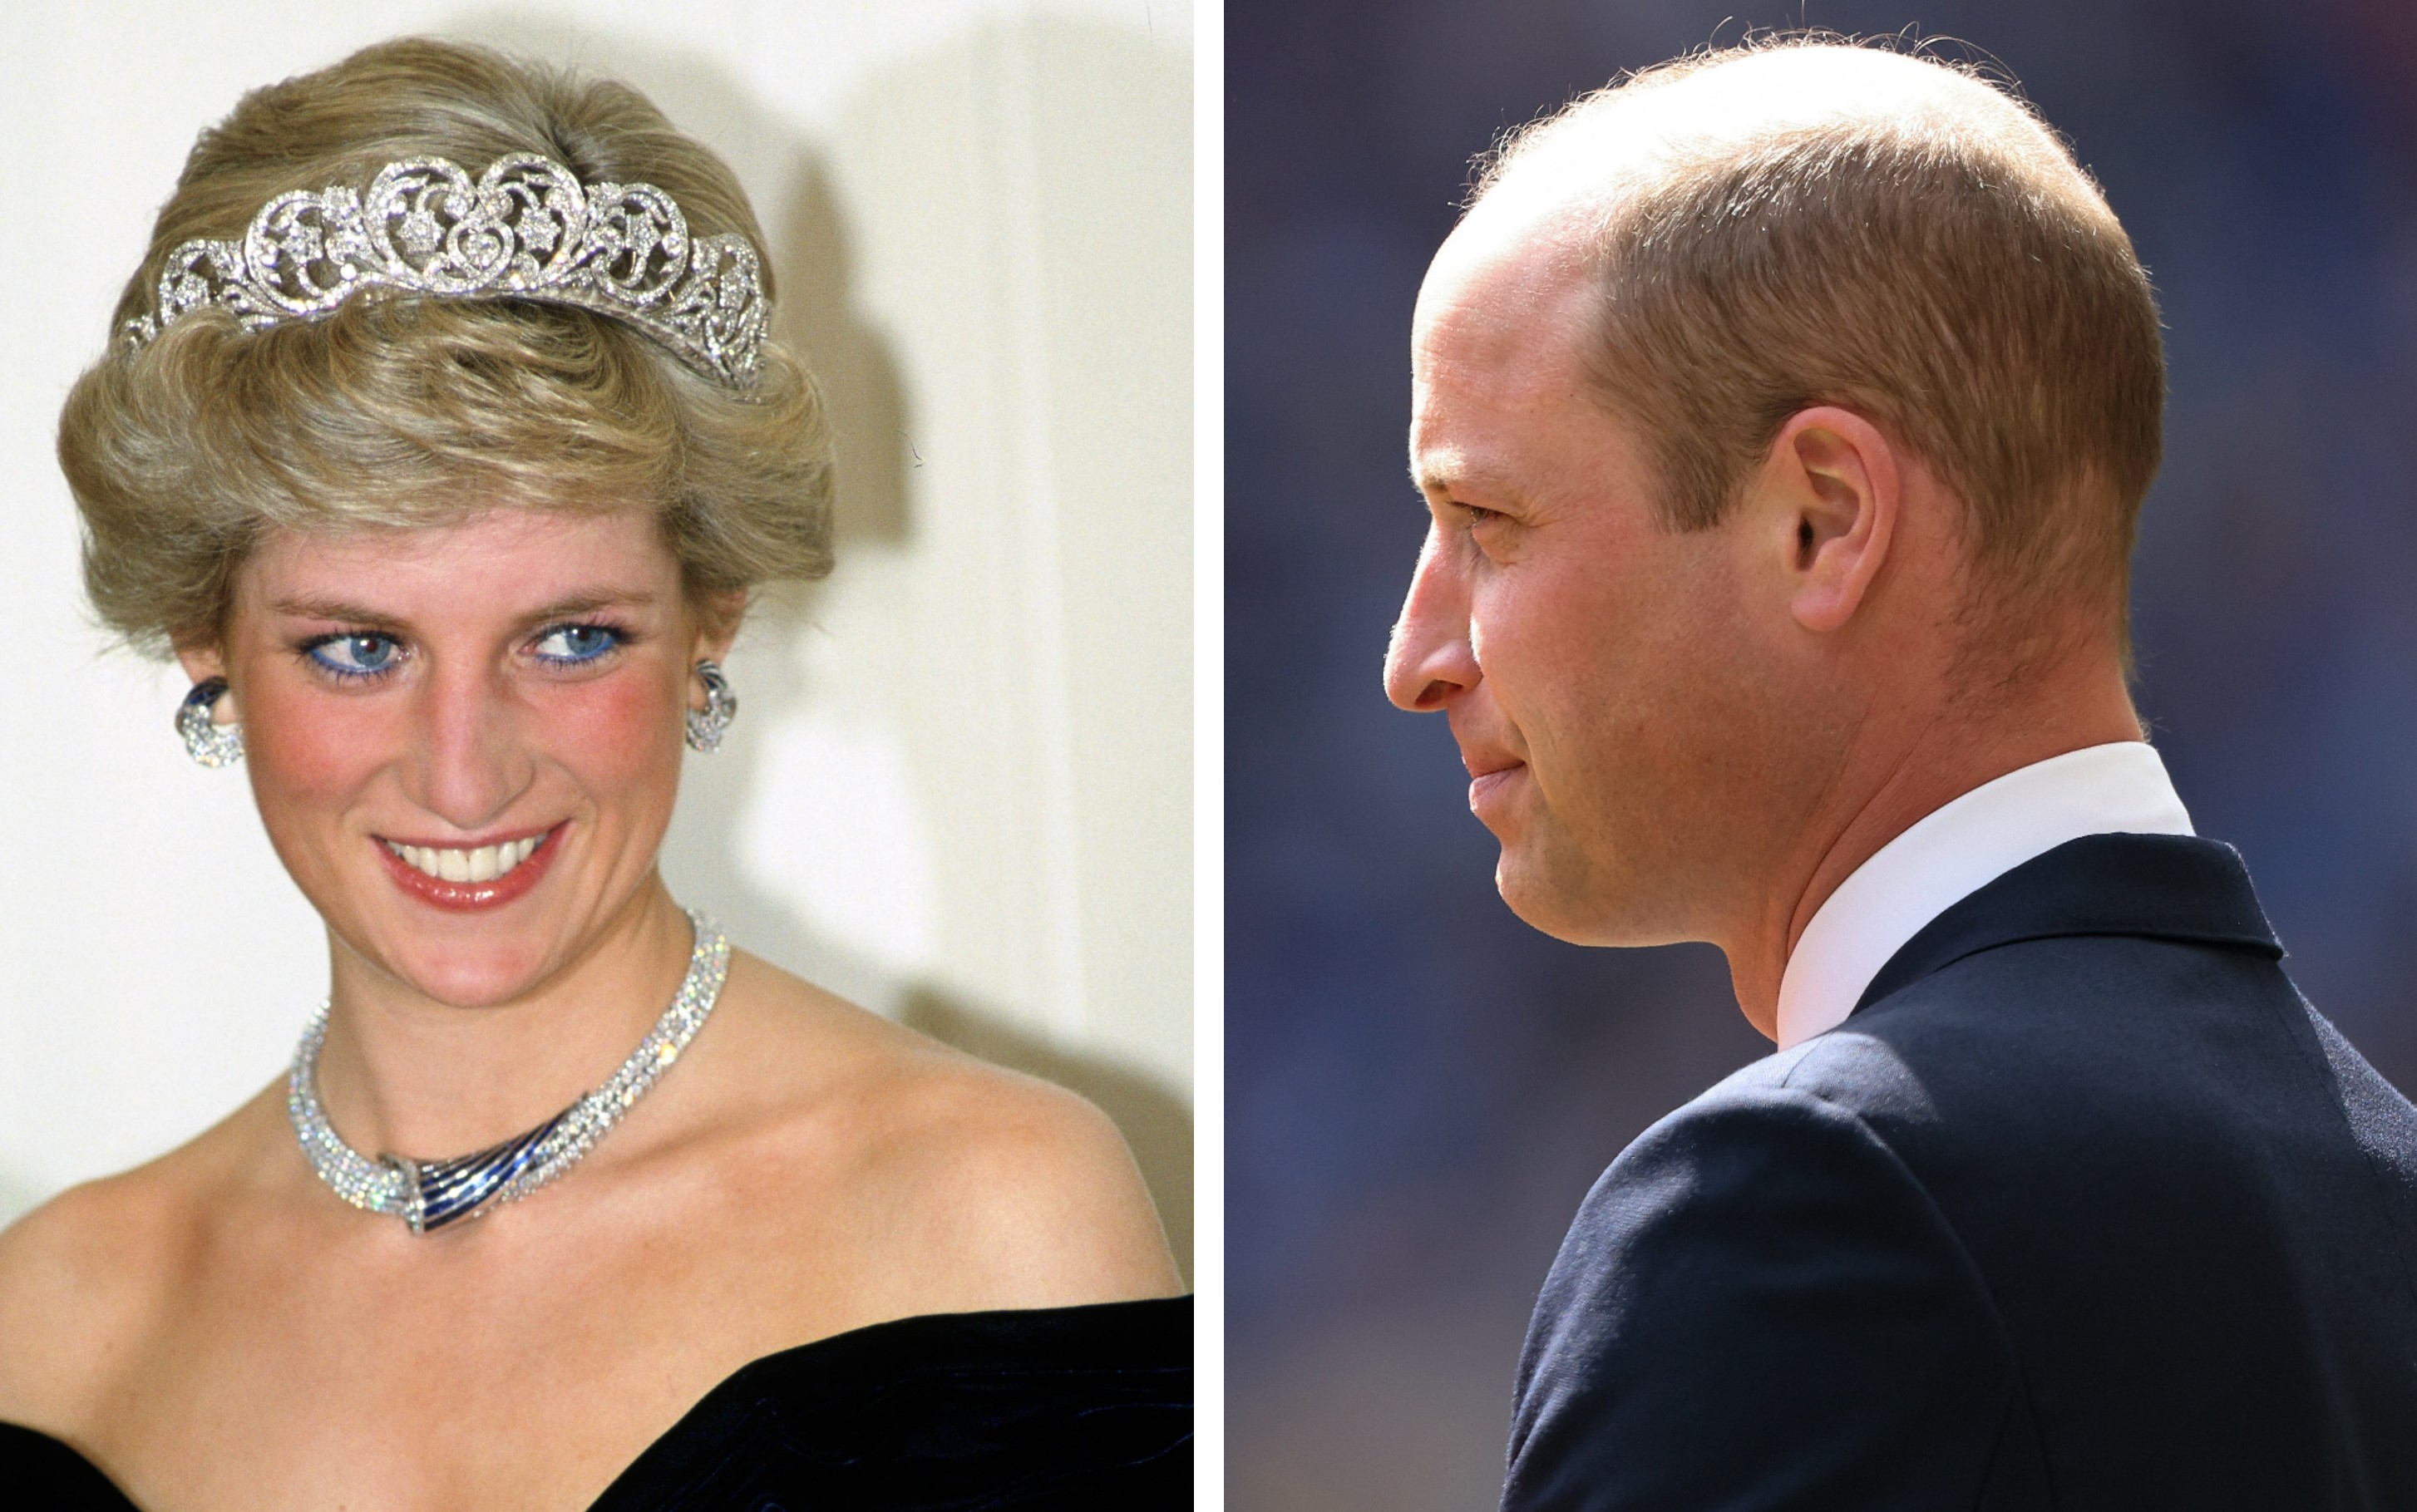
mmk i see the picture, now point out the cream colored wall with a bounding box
[0,1,1192,1270]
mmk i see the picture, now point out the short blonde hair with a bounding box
[58,37,832,655]
[1477,37,2164,649]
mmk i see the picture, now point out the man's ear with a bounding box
[1758,405,1900,634]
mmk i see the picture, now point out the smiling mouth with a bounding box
[381,834,545,884]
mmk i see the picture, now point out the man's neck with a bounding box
[1723,656,2143,1037]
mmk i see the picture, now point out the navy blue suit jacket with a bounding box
[1503,835,2417,1510]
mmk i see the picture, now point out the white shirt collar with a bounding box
[1773,741,2195,1050]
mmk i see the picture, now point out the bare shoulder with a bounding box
[0,1091,270,1434]
[709,951,1185,1313]
[841,1031,1185,1309]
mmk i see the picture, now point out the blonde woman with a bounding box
[0,38,1186,1510]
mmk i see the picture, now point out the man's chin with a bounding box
[1495,846,1604,943]
[1495,844,1681,948]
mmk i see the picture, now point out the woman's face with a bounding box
[183,507,732,1007]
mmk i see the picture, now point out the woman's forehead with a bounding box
[240,508,679,612]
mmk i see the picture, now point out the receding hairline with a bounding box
[1438,35,2166,674]
[1473,42,2098,232]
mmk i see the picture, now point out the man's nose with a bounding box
[1384,529,1481,712]
[412,662,533,831]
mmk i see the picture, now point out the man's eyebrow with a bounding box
[1410,453,1505,504]
[1409,454,1461,498]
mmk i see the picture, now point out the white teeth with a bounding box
[382,833,546,884]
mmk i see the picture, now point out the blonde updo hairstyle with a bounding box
[58,37,832,657]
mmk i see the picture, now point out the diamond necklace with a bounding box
[287,910,731,1234]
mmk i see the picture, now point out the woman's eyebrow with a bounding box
[269,594,393,623]
[523,589,659,619]
[266,589,660,624]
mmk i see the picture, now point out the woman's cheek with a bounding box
[539,665,686,794]
[243,677,397,806]
[233,677,394,906]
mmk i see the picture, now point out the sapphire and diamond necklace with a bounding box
[286,909,731,1234]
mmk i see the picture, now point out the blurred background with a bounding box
[1227,1,2417,1505]
[0,1,1191,1277]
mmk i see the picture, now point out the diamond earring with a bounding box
[685,661,737,753]
[176,677,244,767]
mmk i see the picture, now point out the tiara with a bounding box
[121,152,765,388]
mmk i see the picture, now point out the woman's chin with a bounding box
[372,942,560,1010]
[333,892,582,1008]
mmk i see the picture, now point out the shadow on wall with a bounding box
[450,10,1192,1283]
[779,157,912,549]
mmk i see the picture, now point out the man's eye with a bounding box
[1464,505,1502,526]
[530,623,622,664]
[308,633,401,677]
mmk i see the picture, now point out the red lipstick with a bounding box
[372,825,562,912]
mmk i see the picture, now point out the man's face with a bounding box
[1386,210,1780,945]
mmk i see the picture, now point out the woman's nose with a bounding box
[412,666,533,830]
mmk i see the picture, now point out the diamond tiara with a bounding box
[121,151,766,389]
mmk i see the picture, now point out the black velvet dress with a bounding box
[0,1295,1191,1510]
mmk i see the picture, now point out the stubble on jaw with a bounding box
[1495,520,1785,949]
[1408,195,1806,955]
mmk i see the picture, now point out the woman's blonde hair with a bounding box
[58,37,832,656]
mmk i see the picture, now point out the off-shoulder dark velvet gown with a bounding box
[0,1295,1191,1510]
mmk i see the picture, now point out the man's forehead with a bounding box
[1413,219,1597,440]
[1421,192,1592,320]
[1413,207,1597,387]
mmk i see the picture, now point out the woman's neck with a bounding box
[311,882,700,1161]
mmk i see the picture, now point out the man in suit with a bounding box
[1383,37,2417,1510]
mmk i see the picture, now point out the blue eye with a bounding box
[531,623,622,664]
[308,633,401,677]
